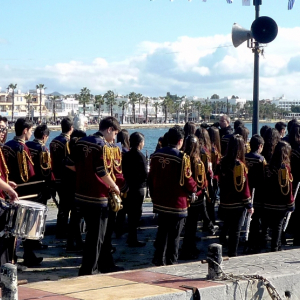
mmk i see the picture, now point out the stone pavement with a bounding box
[4,200,300,299]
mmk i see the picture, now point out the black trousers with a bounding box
[78,204,108,276]
[218,207,246,257]
[182,201,214,252]
[127,188,146,243]
[115,196,129,237]
[153,214,185,266]
[264,209,286,251]
[56,183,73,237]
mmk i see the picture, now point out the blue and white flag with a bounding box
[203,0,206,2]
[227,0,233,3]
[288,0,295,10]
[242,0,250,5]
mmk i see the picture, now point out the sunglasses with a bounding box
[0,127,8,133]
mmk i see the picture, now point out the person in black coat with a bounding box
[122,132,148,247]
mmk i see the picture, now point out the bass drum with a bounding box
[7,200,48,240]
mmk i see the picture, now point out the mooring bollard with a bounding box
[207,243,223,280]
[0,263,18,300]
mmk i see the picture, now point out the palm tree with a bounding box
[129,92,138,123]
[161,96,173,123]
[118,101,127,124]
[194,101,202,122]
[79,87,91,116]
[24,93,32,119]
[172,101,181,123]
[137,93,143,116]
[94,95,104,120]
[143,97,150,123]
[51,95,60,122]
[183,100,191,123]
[8,84,17,122]
[153,102,160,123]
[36,84,46,122]
[104,90,117,117]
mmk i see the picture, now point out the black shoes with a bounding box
[23,256,43,267]
[100,265,125,273]
[32,241,48,250]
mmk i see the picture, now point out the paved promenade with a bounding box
[3,201,300,299]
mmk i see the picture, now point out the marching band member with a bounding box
[219,115,233,156]
[122,132,147,247]
[245,134,266,253]
[3,118,42,267]
[50,117,73,239]
[263,141,294,251]
[218,134,253,257]
[26,124,52,250]
[180,135,217,260]
[149,126,197,266]
[69,117,127,276]
[0,116,18,265]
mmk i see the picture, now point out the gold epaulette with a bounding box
[40,151,51,171]
[278,165,293,195]
[0,148,9,183]
[233,160,246,192]
[180,153,192,186]
[103,145,122,182]
[195,159,206,188]
[17,150,34,183]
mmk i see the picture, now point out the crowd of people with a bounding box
[0,114,298,275]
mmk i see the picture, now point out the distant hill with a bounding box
[48,91,64,96]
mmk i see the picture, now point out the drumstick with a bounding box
[18,194,39,200]
[17,180,45,188]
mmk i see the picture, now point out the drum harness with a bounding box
[206,256,283,300]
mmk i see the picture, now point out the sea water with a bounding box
[6,122,276,156]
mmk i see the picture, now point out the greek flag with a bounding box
[242,0,250,5]
[288,0,295,9]
[227,0,233,3]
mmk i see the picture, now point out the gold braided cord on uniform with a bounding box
[40,151,52,171]
[17,151,34,183]
[65,142,70,155]
[195,159,206,188]
[233,161,248,192]
[0,148,9,183]
[103,145,122,182]
[180,153,192,186]
[278,166,293,196]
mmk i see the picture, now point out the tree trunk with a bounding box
[40,90,42,122]
[145,104,148,123]
[83,103,86,116]
[12,91,15,122]
[98,104,101,119]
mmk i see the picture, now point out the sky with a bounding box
[0,0,299,100]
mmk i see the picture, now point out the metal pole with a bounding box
[252,0,261,135]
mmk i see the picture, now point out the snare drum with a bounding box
[7,200,48,240]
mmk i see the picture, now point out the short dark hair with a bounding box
[117,129,130,149]
[234,120,244,132]
[99,116,121,132]
[168,126,184,146]
[0,116,7,123]
[250,134,264,152]
[260,125,270,138]
[129,132,144,149]
[287,119,297,134]
[34,124,50,139]
[15,118,33,136]
[275,122,286,133]
[61,117,73,134]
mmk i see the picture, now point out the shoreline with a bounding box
[7,119,286,133]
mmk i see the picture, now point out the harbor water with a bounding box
[7,122,277,156]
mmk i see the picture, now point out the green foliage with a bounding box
[291,105,300,113]
[79,87,91,116]
[104,90,117,116]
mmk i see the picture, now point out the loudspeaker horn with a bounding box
[232,23,253,48]
[251,16,278,44]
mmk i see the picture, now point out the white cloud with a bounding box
[1,27,300,99]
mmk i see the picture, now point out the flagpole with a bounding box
[252,0,261,135]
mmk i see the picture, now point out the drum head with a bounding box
[16,200,47,209]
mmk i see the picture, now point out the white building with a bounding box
[271,95,300,111]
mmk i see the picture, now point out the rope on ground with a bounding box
[206,257,283,300]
